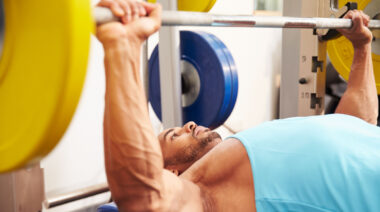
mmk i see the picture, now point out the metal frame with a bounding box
[44,183,109,208]
[0,164,44,212]
[280,0,302,118]
[280,0,334,118]
[157,0,183,129]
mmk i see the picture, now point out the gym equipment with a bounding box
[147,0,216,12]
[204,32,238,127]
[149,31,238,129]
[1,0,379,172]
[318,2,358,41]
[327,0,380,94]
[98,203,118,212]
[44,183,109,208]
[0,0,92,172]
[94,8,380,29]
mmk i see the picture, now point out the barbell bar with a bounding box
[94,7,380,29]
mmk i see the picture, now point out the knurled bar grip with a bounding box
[94,7,380,29]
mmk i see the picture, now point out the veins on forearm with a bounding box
[103,42,165,207]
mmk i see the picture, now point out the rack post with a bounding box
[158,0,183,129]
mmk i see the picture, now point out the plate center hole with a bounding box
[181,60,200,107]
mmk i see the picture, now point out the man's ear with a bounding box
[170,169,179,176]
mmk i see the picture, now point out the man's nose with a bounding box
[183,121,197,133]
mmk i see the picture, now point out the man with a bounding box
[97,0,380,211]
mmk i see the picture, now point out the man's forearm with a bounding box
[103,40,164,210]
[349,44,375,88]
[336,44,379,124]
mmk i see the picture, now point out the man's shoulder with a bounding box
[233,114,375,135]
[229,114,379,149]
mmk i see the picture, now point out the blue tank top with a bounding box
[230,114,380,212]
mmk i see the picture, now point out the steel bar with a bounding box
[157,0,183,129]
[94,8,380,29]
[44,183,110,208]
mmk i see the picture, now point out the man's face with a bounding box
[158,122,222,173]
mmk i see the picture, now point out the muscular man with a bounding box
[96,1,380,211]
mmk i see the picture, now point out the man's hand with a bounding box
[335,10,378,125]
[338,10,373,49]
[96,0,162,47]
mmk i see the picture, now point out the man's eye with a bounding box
[171,134,178,140]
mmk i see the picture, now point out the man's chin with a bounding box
[198,131,222,147]
[210,132,222,142]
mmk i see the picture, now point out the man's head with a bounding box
[158,122,222,175]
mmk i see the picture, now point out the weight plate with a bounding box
[149,31,233,129]
[203,32,239,127]
[327,0,380,94]
[147,0,216,12]
[196,32,236,128]
[193,31,233,129]
[0,0,92,172]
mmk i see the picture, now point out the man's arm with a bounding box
[335,10,379,125]
[97,1,203,211]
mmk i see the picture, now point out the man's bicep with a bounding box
[161,170,204,211]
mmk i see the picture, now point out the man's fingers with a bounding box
[351,11,365,32]
[131,1,141,20]
[337,10,354,35]
[344,10,354,20]
[98,0,125,17]
[360,11,370,27]
[133,3,161,39]
[338,10,361,35]
[138,3,147,17]
[140,1,160,14]
[125,1,135,22]
[113,0,129,24]
[97,0,157,24]
[147,3,162,27]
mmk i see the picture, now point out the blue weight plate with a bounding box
[200,32,237,128]
[196,31,235,128]
[206,33,239,127]
[149,31,232,129]
[178,30,233,129]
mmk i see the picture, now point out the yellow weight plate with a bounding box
[147,0,216,12]
[327,0,380,94]
[0,0,92,172]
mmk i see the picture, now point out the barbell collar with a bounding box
[94,7,380,29]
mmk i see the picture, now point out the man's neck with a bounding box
[180,138,243,183]
[179,138,256,211]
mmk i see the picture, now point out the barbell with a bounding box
[95,7,380,30]
[146,0,216,12]
[0,0,379,173]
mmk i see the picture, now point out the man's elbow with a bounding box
[115,196,163,212]
[110,182,165,212]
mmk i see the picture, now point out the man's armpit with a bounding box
[162,170,204,211]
